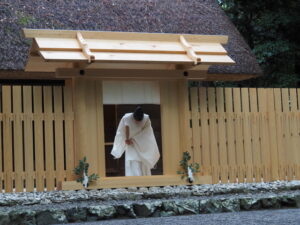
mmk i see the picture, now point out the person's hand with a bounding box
[125,139,133,145]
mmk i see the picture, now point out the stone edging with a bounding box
[1,192,300,225]
[1,180,300,207]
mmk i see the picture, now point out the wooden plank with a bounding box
[54,86,65,184]
[36,37,228,55]
[190,88,202,166]
[33,86,45,191]
[40,51,235,65]
[2,86,13,192]
[249,88,261,182]
[24,29,229,44]
[289,88,298,177]
[12,86,24,192]
[43,86,55,190]
[257,89,271,182]
[160,81,181,175]
[207,88,219,183]
[224,88,237,183]
[61,175,213,190]
[64,80,75,180]
[84,80,99,175]
[241,88,253,182]
[267,89,279,181]
[199,88,211,176]
[178,80,193,162]
[281,89,292,180]
[95,80,106,177]
[274,89,286,180]
[23,86,34,192]
[216,88,228,183]
[233,88,245,183]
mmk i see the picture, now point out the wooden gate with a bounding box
[189,87,300,183]
[0,83,74,192]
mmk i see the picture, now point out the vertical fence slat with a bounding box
[207,88,219,183]
[2,86,13,192]
[216,88,228,183]
[225,88,237,183]
[274,89,286,180]
[23,86,34,192]
[54,86,65,186]
[191,88,201,166]
[249,88,261,182]
[282,89,293,180]
[258,88,271,182]
[12,86,23,192]
[267,89,279,180]
[233,88,245,183]
[241,88,253,182]
[289,88,298,179]
[33,86,44,191]
[64,81,75,181]
[43,86,55,190]
[199,88,210,175]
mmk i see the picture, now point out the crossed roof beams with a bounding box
[24,29,235,73]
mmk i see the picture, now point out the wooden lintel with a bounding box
[76,32,95,63]
[180,35,201,65]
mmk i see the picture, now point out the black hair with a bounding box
[133,106,144,121]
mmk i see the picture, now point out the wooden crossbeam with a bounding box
[76,32,95,63]
[180,35,201,65]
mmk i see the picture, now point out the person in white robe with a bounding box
[111,106,160,176]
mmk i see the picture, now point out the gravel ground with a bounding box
[62,208,300,225]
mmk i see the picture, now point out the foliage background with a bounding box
[216,0,300,87]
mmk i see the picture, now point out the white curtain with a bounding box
[103,81,160,104]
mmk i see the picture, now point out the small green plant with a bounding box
[177,151,200,183]
[73,157,99,188]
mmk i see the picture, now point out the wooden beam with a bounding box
[35,37,228,55]
[76,32,95,63]
[39,51,234,65]
[24,28,229,44]
[180,35,201,65]
[0,69,259,81]
[61,175,213,190]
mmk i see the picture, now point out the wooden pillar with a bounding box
[73,78,105,176]
[160,80,181,175]
[177,80,193,162]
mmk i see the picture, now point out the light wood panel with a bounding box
[189,87,300,184]
[0,84,74,192]
[160,81,181,175]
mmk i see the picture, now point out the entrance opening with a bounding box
[104,104,163,176]
[102,81,162,177]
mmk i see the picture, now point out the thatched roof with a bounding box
[0,0,262,76]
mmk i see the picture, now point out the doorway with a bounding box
[104,104,163,176]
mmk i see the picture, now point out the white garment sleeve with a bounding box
[111,116,126,159]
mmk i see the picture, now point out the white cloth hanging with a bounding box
[111,113,160,176]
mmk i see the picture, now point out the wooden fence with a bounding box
[1,84,300,192]
[0,84,74,192]
[189,87,300,183]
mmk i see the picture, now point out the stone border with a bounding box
[1,192,300,225]
[1,181,300,207]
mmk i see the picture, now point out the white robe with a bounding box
[111,113,160,176]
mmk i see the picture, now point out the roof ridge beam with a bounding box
[180,35,201,65]
[76,32,95,63]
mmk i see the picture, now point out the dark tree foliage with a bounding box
[217,0,300,87]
